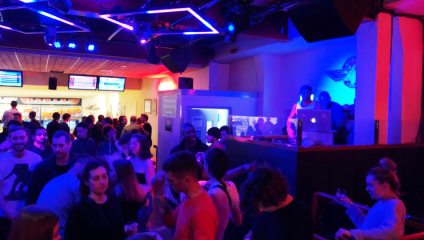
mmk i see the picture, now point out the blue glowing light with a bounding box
[227,23,235,33]
[87,44,95,51]
[54,41,62,48]
[68,42,76,49]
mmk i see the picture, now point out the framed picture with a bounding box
[144,99,152,113]
[165,118,172,133]
[152,99,157,115]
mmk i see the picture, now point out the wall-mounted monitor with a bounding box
[68,75,97,90]
[0,70,23,87]
[98,76,126,92]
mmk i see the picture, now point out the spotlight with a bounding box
[227,22,235,33]
[133,21,151,45]
[44,25,56,46]
[54,41,63,48]
[223,3,251,43]
[86,44,95,51]
[68,42,76,49]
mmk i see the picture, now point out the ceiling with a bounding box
[0,49,198,78]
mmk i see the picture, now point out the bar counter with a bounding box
[225,136,424,218]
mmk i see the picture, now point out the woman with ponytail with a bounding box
[204,148,242,240]
[336,158,406,240]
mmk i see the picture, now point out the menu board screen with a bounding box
[68,75,97,90]
[0,70,23,87]
[98,77,125,91]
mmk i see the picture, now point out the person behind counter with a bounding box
[2,100,21,130]
[286,85,321,138]
[318,91,348,144]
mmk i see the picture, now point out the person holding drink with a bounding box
[335,158,406,240]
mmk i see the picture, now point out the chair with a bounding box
[312,192,424,240]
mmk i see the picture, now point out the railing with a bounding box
[312,192,424,240]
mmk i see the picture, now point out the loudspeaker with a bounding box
[160,47,193,73]
[178,77,193,89]
[49,76,57,90]
[287,0,374,43]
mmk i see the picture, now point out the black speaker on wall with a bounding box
[160,47,193,73]
[178,77,193,89]
[287,0,374,43]
[49,76,57,90]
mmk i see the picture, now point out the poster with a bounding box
[41,107,83,119]
[192,116,202,128]
[162,96,177,117]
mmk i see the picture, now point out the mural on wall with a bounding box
[325,56,356,89]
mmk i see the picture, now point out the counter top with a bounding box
[227,136,424,152]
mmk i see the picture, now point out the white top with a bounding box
[0,150,42,217]
[346,198,406,240]
[296,100,319,114]
[2,108,21,127]
[207,181,240,240]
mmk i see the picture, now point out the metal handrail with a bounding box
[312,191,424,240]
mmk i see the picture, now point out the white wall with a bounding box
[82,95,106,117]
[225,39,357,117]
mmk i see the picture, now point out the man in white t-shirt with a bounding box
[1,101,21,129]
[0,126,42,239]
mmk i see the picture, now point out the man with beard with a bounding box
[26,130,74,205]
[70,122,97,157]
[37,154,95,239]
[27,127,53,160]
[170,123,208,155]
[0,126,42,240]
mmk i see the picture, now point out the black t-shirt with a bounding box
[143,123,152,146]
[55,163,71,176]
[66,196,126,240]
[47,121,62,144]
[251,198,313,240]
[60,122,70,133]
[27,143,53,160]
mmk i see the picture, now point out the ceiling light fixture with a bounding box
[100,15,133,30]
[38,11,75,26]
[100,7,219,35]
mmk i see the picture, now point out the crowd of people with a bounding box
[0,100,408,240]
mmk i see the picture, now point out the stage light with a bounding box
[133,21,151,46]
[68,42,76,49]
[227,22,235,33]
[54,41,63,48]
[44,25,56,46]
[311,94,314,101]
[87,44,95,51]
[223,3,251,43]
